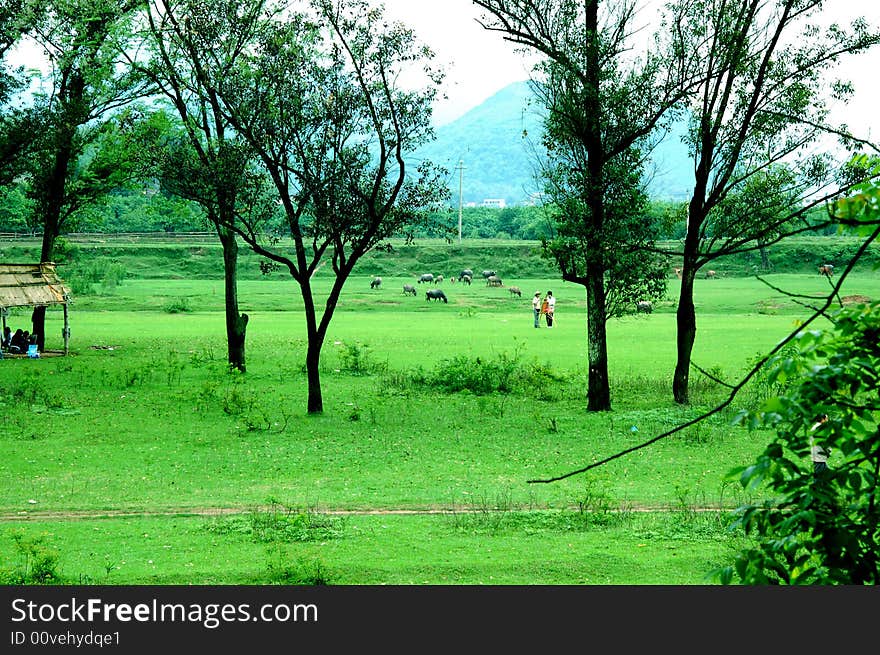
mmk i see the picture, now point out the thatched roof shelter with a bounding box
[0,262,72,355]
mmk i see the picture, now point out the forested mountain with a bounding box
[409,80,694,206]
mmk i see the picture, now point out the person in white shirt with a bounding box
[810,414,830,477]
[532,292,542,328]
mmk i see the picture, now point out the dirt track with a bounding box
[0,504,725,522]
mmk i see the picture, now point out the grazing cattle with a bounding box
[450,277,456,284]
[403,284,417,296]
[673,267,682,279]
[418,273,434,284]
[508,286,522,297]
[486,275,503,287]
[426,289,448,303]
[460,269,474,279]
[435,275,444,284]
[818,264,834,277]
[636,300,653,314]
[460,274,472,285]
[370,276,382,289]
[705,270,717,279]
[481,270,496,279]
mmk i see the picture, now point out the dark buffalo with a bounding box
[418,273,435,284]
[481,270,496,279]
[426,289,448,303]
[486,275,503,287]
[403,284,417,296]
[370,276,382,289]
[460,274,472,285]
[636,300,653,314]
[460,269,474,279]
[508,286,522,297]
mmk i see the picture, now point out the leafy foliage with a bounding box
[0,530,62,584]
[721,301,880,584]
[663,0,880,404]
[475,0,690,411]
[162,0,453,411]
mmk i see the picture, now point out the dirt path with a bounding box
[0,504,726,522]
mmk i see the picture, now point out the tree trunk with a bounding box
[759,243,771,271]
[305,336,323,414]
[31,233,56,351]
[217,226,247,372]
[585,268,611,411]
[582,1,610,412]
[30,305,47,351]
[299,273,326,414]
[675,124,710,405]
[673,266,697,405]
[32,137,73,351]
[31,107,82,352]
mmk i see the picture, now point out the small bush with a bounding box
[384,350,569,398]
[338,342,387,375]
[52,236,79,263]
[205,500,346,544]
[67,258,127,295]
[163,297,192,314]
[742,345,800,408]
[265,546,330,585]
[0,530,62,584]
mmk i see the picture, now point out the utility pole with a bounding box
[456,159,465,244]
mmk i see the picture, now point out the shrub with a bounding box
[163,297,192,313]
[205,500,346,544]
[67,258,127,295]
[338,342,387,375]
[718,302,880,585]
[381,350,570,399]
[265,546,330,585]
[0,530,62,584]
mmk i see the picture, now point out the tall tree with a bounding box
[19,0,149,349]
[166,0,449,413]
[0,0,46,186]
[662,0,880,405]
[540,126,670,335]
[135,0,280,372]
[474,0,694,410]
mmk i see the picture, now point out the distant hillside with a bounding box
[409,81,544,206]
[410,81,694,206]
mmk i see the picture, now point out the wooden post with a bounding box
[62,297,70,355]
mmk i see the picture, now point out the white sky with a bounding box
[377,0,538,126]
[6,0,878,140]
[380,0,880,141]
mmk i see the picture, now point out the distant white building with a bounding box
[481,198,507,209]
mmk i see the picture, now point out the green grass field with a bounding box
[1,266,878,585]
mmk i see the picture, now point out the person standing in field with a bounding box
[544,291,555,328]
[810,413,831,478]
[532,291,542,328]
